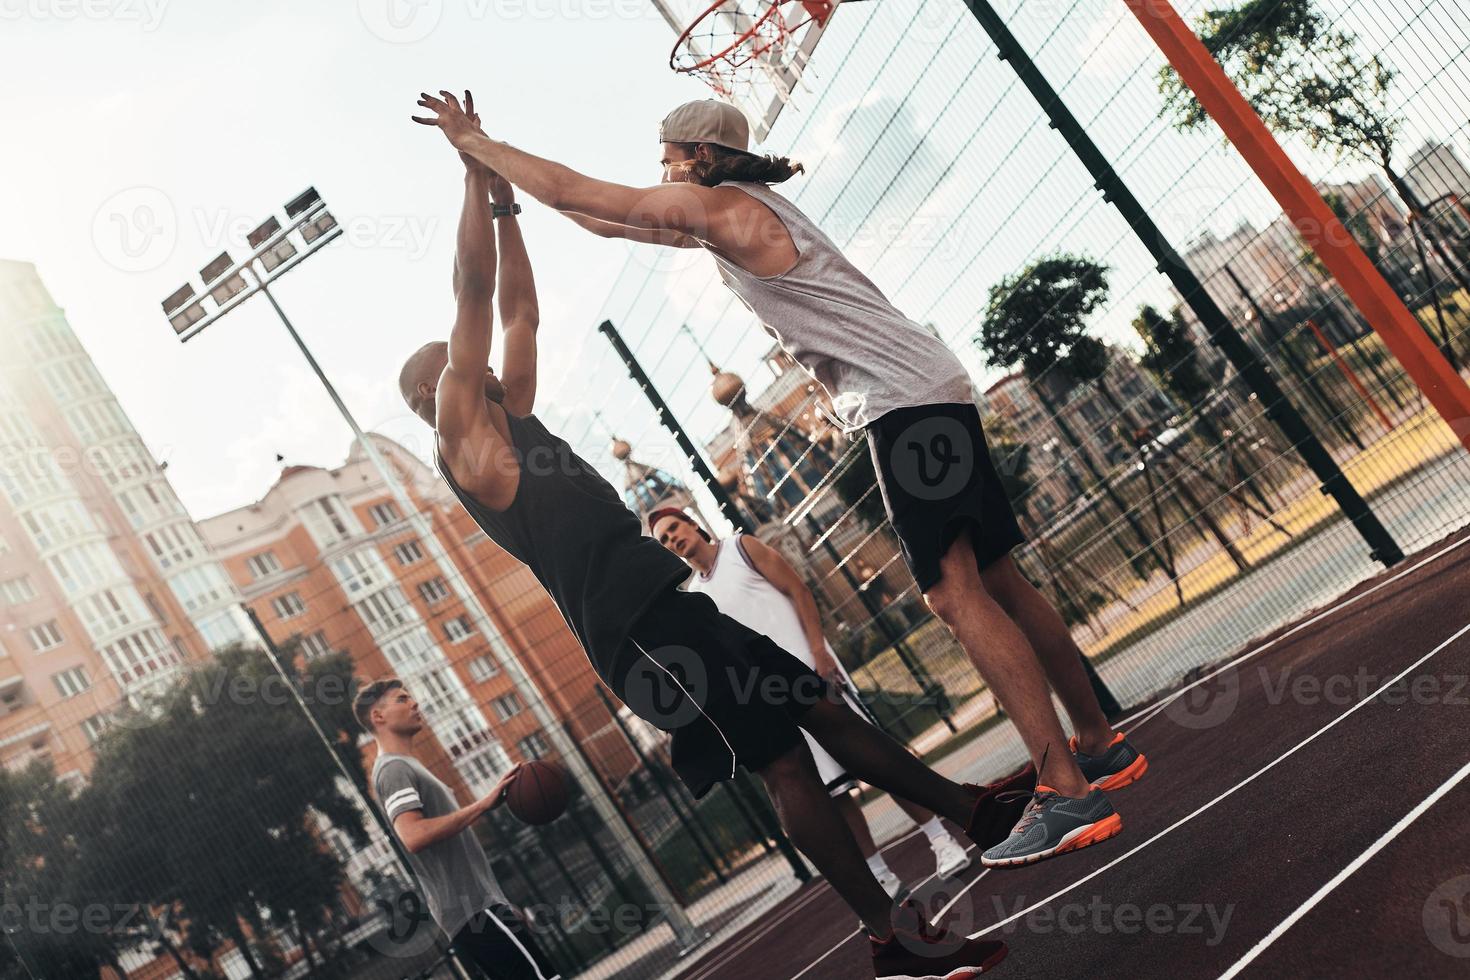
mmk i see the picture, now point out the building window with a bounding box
[518,732,550,760]
[369,501,401,527]
[172,636,190,661]
[467,655,499,682]
[417,577,450,604]
[246,551,282,579]
[299,631,332,659]
[81,715,109,745]
[491,692,522,722]
[443,616,474,643]
[303,496,356,547]
[0,576,37,606]
[52,665,90,698]
[392,539,425,566]
[271,592,306,620]
[27,621,63,652]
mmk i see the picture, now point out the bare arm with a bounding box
[491,177,540,417]
[560,210,700,248]
[436,165,521,509]
[413,92,736,239]
[392,766,522,853]
[739,535,842,680]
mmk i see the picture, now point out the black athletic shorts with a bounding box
[866,402,1026,592]
[607,588,834,798]
[451,904,560,980]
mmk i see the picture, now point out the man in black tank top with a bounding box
[406,92,1018,977]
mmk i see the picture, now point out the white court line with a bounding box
[1219,756,1470,979]
[964,620,1470,939]
[1112,534,1470,737]
[788,853,988,980]
[742,538,1470,979]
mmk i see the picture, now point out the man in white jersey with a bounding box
[648,507,972,890]
[411,91,1145,868]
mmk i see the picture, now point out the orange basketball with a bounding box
[505,760,568,825]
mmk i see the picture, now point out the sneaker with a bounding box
[931,835,972,879]
[980,786,1122,868]
[871,903,1008,979]
[876,867,905,899]
[962,763,1037,849]
[1071,732,1148,791]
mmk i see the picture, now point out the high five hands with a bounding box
[414,89,512,201]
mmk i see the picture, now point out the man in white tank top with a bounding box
[649,508,973,889]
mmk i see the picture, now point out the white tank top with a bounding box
[708,181,975,430]
[688,535,833,668]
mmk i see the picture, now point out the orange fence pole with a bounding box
[1304,319,1395,432]
[1122,0,1470,454]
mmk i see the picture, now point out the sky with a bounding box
[0,0,716,520]
[2,0,1463,527]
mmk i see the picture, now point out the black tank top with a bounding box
[434,413,689,671]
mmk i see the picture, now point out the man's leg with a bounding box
[924,529,1092,799]
[756,744,898,938]
[980,555,1114,755]
[798,696,977,824]
[451,906,560,980]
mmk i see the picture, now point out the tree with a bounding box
[976,253,1171,585]
[83,643,368,978]
[1156,0,1470,294]
[0,763,131,980]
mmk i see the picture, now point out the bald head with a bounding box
[399,341,448,426]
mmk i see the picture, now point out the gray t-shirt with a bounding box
[373,753,508,937]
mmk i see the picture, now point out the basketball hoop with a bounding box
[671,0,834,103]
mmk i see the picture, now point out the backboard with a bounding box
[655,0,841,144]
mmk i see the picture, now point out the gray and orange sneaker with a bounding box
[1071,732,1148,791]
[980,786,1122,868]
[871,902,1009,979]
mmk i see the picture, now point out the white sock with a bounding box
[866,852,893,877]
[919,817,950,846]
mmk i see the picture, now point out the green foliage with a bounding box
[1157,0,1400,169]
[1133,304,1213,406]
[975,253,1112,389]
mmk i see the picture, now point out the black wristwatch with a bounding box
[492,203,522,218]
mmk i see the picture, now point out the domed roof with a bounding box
[711,370,747,408]
[610,438,632,461]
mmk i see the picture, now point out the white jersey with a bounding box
[689,535,875,794]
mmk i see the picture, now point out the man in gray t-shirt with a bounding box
[356,677,559,980]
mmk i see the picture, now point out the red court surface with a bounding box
[670,530,1470,979]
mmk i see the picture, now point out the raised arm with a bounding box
[491,176,540,417]
[438,168,497,433]
[414,91,738,240]
[560,210,700,248]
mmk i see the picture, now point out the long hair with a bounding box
[677,143,804,186]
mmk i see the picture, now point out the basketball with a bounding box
[505,760,569,825]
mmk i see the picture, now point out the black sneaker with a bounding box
[961,763,1036,849]
[871,903,1009,979]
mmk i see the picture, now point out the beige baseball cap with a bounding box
[658,100,751,153]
